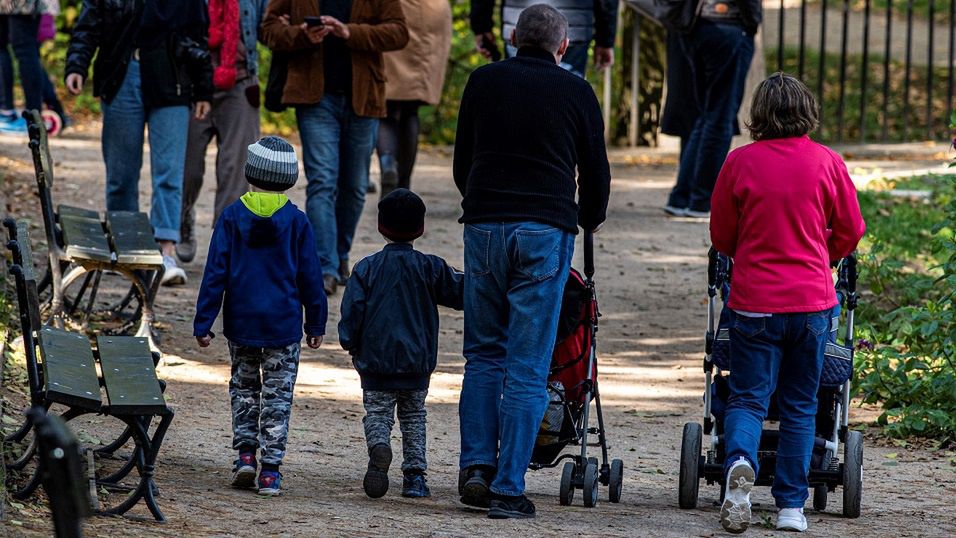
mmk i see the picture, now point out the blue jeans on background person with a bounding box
[296,95,378,278]
[668,21,754,213]
[0,15,43,111]
[101,60,189,243]
[459,221,574,496]
[723,310,828,509]
[505,42,589,78]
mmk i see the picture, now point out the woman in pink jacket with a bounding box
[710,73,865,535]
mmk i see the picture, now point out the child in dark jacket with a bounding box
[339,188,464,499]
[710,74,865,534]
[194,136,327,497]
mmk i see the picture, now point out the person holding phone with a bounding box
[176,0,270,265]
[261,0,408,296]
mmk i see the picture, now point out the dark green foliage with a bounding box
[855,172,956,444]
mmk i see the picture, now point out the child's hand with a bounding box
[196,334,213,347]
[307,335,323,349]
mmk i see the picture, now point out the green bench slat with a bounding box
[15,221,43,335]
[38,327,102,411]
[58,205,100,221]
[96,336,166,415]
[60,214,112,262]
[106,211,163,265]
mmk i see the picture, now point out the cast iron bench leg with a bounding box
[101,410,173,522]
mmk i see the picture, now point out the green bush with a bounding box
[854,171,956,444]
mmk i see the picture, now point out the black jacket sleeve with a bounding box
[593,0,619,48]
[470,0,496,35]
[737,0,763,35]
[65,0,101,79]
[429,256,464,311]
[575,82,612,231]
[182,9,214,103]
[453,74,478,197]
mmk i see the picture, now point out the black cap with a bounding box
[378,188,425,242]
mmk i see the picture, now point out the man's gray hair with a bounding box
[514,4,568,53]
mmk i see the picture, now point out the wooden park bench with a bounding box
[4,218,174,522]
[21,110,165,349]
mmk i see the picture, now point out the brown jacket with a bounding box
[261,0,409,118]
[383,0,451,105]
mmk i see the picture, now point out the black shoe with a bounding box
[401,472,430,498]
[459,465,494,508]
[338,259,351,284]
[380,168,399,199]
[323,274,338,296]
[363,443,392,498]
[488,493,535,519]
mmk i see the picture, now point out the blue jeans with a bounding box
[459,222,574,496]
[0,15,43,111]
[296,95,378,277]
[101,60,189,243]
[723,310,828,509]
[505,43,589,78]
[668,21,754,212]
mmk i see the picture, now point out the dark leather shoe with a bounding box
[459,465,494,508]
[488,493,535,519]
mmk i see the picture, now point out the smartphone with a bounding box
[304,16,324,28]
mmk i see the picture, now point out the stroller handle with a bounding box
[584,231,595,279]
[707,247,719,288]
[845,253,857,294]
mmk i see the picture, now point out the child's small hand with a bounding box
[196,334,213,348]
[307,335,323,349]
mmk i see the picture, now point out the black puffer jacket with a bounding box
[338,243,464,391]
[65,0,213,107]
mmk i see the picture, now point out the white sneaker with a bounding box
[720,457,754,534]
[776,508,808,532]
[160,255,187,286]
[662,205,688,217]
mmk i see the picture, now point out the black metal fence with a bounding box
[622,0,955,144]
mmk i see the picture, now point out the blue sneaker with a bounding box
[0,111,27,135]
[231,452,257,489]
[401,472,430,498]
[257,469,282,496]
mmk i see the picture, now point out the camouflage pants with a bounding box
[228,341,300,466]
[362,389,428,473]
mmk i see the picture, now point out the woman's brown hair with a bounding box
[747,72,820,141]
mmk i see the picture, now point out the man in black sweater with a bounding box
[453,4,611,520]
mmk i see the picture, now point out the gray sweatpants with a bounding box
[182,77,260,227]
[362,389,428,473]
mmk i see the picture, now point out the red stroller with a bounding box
[529,232,623,507]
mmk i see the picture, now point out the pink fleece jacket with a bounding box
[710,136,866,313]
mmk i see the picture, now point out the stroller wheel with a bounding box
[559,461,575,506]
[842,430,863,518]
[679,422,702,509]
[812,484,828,511]
[582,461,599,508]
[608,459,624,503]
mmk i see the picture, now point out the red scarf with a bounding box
[207,0,240,90]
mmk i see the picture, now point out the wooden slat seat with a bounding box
[59,213,112,263]
[106,212,163,265]
[97,336,166,415]
[58,205,100,221]
[37,327,103,412]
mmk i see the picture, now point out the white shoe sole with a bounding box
[257,487,281,496]
[720,463,754,534]
[231,466,256,489]
[161,269,187,286]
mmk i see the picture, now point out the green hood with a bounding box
[241,192,289,218]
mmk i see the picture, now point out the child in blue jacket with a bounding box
[339,189,463,499]
[194,136,327,496]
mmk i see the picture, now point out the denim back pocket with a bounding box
[733,314,766,338]
[464,224,492,276]
[515,227,562,282]
[806,311,829,336]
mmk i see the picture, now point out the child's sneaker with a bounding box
[257,469,282,496]
[401,472,430,498]
[776,508,808,532]
[720,457,754,534]
[0,111,27,135]
[363,443,392,498]
[231,452,257,489]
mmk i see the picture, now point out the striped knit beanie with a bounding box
[245,136,299,192]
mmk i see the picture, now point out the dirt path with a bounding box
[1,128,954,537]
